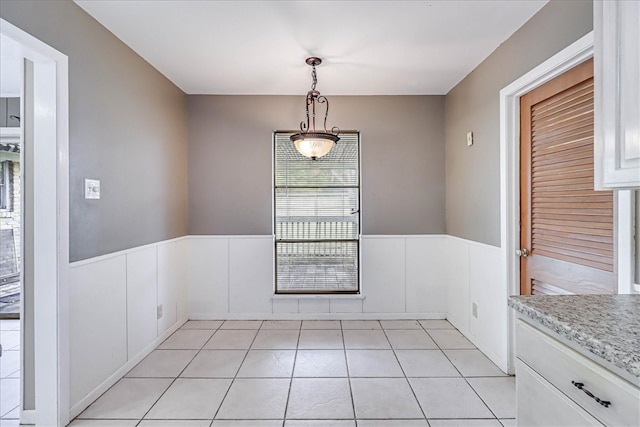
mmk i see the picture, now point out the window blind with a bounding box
[274,132,360,293]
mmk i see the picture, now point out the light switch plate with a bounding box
[85,179,100,199]
[472,302,478,318]
[466,131,474,147]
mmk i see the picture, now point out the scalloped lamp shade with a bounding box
[293,136,336,159]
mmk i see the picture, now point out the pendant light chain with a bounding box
[311,64,317,91]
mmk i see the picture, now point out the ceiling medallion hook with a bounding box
[290,57,340,160]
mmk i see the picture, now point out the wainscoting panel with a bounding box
[272,298,299,314]
[406,236,447,314]
[157,240,182,333]
[445,236,506,372]
[445,236,471,336]
[298,299,330,313]
[126,246,158,360]
[330,298,363,313]
[361,237,406,313]
[228,237,273,314]
[469,242,506,369]
[69,238,188,414]
[188,237,229,315]
[69,255,128,407]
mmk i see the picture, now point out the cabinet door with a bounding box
[594,0,640,189]
[516,360,603,427]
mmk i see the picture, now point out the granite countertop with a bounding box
[509,294,640,382]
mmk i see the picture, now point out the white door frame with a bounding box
[499,32,594,375]
[0,18,70,426]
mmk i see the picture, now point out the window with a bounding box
[0,161,12,211]
[274,131,360,294]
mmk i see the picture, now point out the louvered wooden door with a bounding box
[520,58,616,295]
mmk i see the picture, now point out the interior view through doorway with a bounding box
[518,57,616,295]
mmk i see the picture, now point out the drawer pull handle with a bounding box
[571,381,611,408]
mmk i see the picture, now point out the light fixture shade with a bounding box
[291,132,340,159]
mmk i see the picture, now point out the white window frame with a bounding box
[272,130,361,295]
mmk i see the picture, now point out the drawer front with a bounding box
[517,359,603,426]
[516,320,640,426]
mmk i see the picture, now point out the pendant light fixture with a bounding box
[291,57,340,160]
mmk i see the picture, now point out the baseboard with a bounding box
[445,314,467,336]
[69,317,187,419]
[189,312,447,321]
[447,315,508,374]
[465,333,509,374]
[19,409,35,425]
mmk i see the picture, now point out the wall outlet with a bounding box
[85,179,100,199]
[157,304,163,320]
[466,131,474,147]
[472,302,478,318]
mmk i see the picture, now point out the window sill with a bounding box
[272,294,366,300]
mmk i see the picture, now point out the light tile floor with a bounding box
[0,319,21,427]
[71,319,515,427]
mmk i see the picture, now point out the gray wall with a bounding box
[445,0,594,246]
[0,0,189,261]
[188,95,445,235]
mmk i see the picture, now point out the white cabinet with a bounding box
[516,360,602,426]
[515,319,640,426]
[594,0,640,189]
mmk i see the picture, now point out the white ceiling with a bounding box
[75,1,547,95]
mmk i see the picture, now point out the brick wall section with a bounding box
[0,161,21,276]
[0,229,16,276]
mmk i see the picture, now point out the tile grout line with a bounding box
[419,322,503,422]
[71,324,206,424]
[419,322,466,379]
[281,321,303,426]
[379,322,429,422]
[340,320,358,426]
[132,321,224,427]
[210,320,263,426]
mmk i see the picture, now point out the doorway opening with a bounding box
[499,32,594,375]
[0,18,70,427]
[0,33,24,425]
[0,52,23,319]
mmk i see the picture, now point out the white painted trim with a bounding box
[465,333,508,374]
[19,410,36,425]
[617,190,634,294]
[272,294,366,300]
[188,234,273,240]
[68,317,187,419]
[0,18,70,427]
[0,127,21,138]
[499,32,594,375]
[446,234,500,251]
[361,234,444,239]
[189,312,446,321]
[69,235,189,268]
